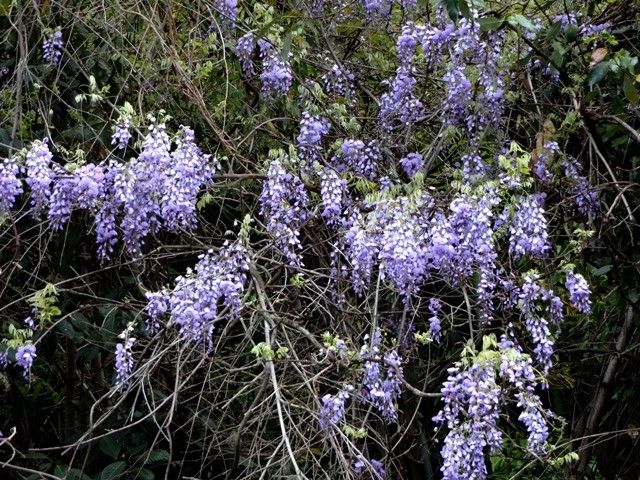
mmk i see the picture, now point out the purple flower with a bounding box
[399,152,423,177]
[332,139,380,180]
[15,344,37,380]
[565,270,592,315]
[258,40,293,98]
[516,392,549,454]
[164,242,249,347]
[322,64,355,97]
[319,385,352,430]
[509,194,550,260]
[379,66,424,129]
[433,360,503,480]
[43,30,63,65]
[236,32,255,77]
[259,160,309,266]
[213,0,237,28]
[0,158,23,214]
[533,141,559,183]
[320,168,347,226]
[145,290,170,334]
[428,298,442,343]
[360,333,403,423]
[296,112,330,167]
[114,336,135,389]
[111,119,132,149]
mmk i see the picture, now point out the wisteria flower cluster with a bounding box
[259,159,309,266]
[43,30,63,65]
[296,112,330,167]
[434,337,552,479]
[2,122,217,258]
[142,241,249,349]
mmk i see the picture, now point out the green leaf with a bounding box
[588,61,610,86]
[551,41,566,68]
[479,16,505,32]
[591,265,612,276]
[139,469,156,480]
[457,0,471,19]
[508,14,537,32]
[623,75,639,105]
[57,320,77,341]
[98,437,122,460]
[99,461,126,480]
[439,0,459,21]
[146,449,171,464]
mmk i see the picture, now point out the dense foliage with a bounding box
[0,0,639,479]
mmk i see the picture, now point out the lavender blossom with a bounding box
[428,298,442,343]
[0,158,23,214]
[15,344,37,380]
[258,40,293,98]
[213,0,237,28]
[111,119,132,149]
[333,139,380,180]
[509,194,550,260]
[43,30,63,65]
[322,63,355,97]
[399,152,423,177]
[165,242,249,347]
[259,159,309,266]
[114,335,135,389]
[25,140,56,212]
[320,167,347,225]
[236,32,255,77]
[319,385,352,430]
[296,112,330,166]
[565,270,592,315]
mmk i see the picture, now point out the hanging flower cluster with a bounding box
[2,121,217,259]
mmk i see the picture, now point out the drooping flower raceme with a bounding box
[379,65,424,129]
[322,63,355,97]
[320,167,347,226]
[433,360,503,480]
[359,332,404,423]
[0,158,23,214]
[399,152,423,177]
[565,270,592,315]
[213,0,238,28]
[162,127,217,231]
[43,30,63,65]
[319,385,353,430]
[332,139,380,180]
[428,298,442,343]
[259,159,309,266]
[509,194,550,260]
[296,112,330,167]
[111,119,132,149]
[144,241,249,348]
[258,40,293,98]
[236,32,255,77]
[114,325,136,389]
[15,344,37,380]
[25,140,56,213]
